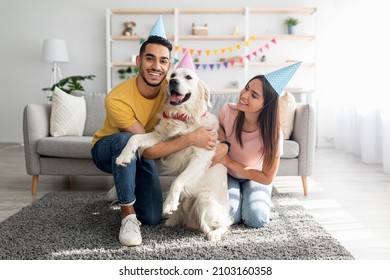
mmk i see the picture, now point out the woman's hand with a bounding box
[211,142,229,166]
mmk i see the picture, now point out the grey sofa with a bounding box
[23,91,316,195]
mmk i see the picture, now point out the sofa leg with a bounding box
[68,176,73,190]
[32,175,39,195]
[301,176,308,196]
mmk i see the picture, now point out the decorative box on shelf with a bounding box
[192,23,208,35]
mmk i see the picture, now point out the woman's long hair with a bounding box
[234,75,280,171]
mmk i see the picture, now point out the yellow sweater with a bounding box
[91,77,167,146]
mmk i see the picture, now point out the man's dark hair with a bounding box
[139,35,173,56]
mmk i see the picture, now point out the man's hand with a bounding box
[188,126,218,150]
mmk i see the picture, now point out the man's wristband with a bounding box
[220,141,231,153]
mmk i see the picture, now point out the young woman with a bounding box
[214,75,284,228]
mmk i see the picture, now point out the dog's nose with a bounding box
[169,79,179,86]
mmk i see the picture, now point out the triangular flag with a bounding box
[264,62,302,95]
[175,50,195,71]
[148,15,166,39]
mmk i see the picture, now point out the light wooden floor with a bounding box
[1,143,390,260]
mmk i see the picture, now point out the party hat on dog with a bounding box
[148,15,167,39]
[175,51,195,72]
[264,62,302,95]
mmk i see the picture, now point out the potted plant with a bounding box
[117,66,139,80]
[284,17,300,35]
[42,75,96,100]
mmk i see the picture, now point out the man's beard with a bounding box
[140,70,165,87]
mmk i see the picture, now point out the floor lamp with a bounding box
[41,39,69,100]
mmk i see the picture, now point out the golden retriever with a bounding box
[115,67,232,241]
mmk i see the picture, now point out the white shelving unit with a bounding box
[106,7,317,101]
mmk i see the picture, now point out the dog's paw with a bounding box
[207,231,223,242]
[206,228,228,242]
[115,150,136,167]
[165,217,177,227]
[106,186,118,201]
[162,200,179,215]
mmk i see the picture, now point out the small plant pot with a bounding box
[287,25,297,35]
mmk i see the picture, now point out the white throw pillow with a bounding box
[50,87,86,137]
[279,91,296,140]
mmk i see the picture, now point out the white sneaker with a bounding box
[119,215,142,246]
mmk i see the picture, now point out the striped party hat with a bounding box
[148,15,167,39]
[176,51,195,72]
[264,62,302,95]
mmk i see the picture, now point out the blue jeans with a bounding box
[91,132,163,225]
[228,175,272,228]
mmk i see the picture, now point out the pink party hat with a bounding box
[148,15,167,39]
[175,51,195,72]
[264,62,302,95]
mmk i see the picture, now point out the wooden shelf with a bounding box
[179,35,245,41]
[249,7,316,14]
[255,34,315,41]
[179,8,245,14]
[112,62,136,67]
[111,35,174,41]
[110,9,174,15]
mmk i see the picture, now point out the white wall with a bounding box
[0,0,326,144]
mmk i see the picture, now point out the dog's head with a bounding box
[165,67,211,121]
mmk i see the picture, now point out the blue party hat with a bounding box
[264,62,302,95]
[148,15,166,39]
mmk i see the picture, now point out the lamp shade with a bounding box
[41,39,69,62]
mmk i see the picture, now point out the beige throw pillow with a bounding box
[279,91,296,139]
[50,87,86,137]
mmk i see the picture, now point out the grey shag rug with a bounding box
[0,192,354,260]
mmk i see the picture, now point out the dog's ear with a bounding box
[198,79,212,107]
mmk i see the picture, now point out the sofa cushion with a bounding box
[37,136,93,159]
[50,87,86,137]
[279,91,296,139]
[71,91,106,136]
[282,140,299,159]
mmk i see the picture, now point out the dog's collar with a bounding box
[162,111,207,121]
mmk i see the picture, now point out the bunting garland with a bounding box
[173,36,257,58]
[172,37,277,71]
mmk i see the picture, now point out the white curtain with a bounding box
[318,0,390,173]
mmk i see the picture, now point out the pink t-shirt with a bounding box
[218,103,284,179]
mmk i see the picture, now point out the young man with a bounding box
[91,19,217,246]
